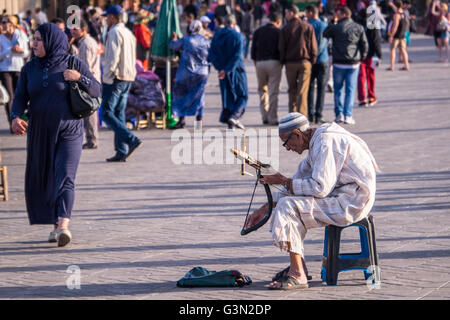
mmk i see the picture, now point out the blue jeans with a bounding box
[333,66,360,117]
[244,33,251,59]
[101,80,138,156]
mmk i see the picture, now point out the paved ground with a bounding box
[0,33,449,300]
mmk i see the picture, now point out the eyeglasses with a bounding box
[282,131,295,148]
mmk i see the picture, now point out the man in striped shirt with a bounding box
[245,113,379,290]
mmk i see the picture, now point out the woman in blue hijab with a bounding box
[11,23,101,247]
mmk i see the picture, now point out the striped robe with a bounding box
[270,122,380,255]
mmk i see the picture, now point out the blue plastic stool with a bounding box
[321,215,381,286]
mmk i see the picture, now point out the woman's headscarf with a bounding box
[189,20,203,35]
[36,23,69,67]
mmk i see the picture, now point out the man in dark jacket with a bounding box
[324,6,368,125]
[357,9,382,108]
[279,4,318,117]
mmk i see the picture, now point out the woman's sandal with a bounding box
[272,266,312,282]
[399,67,409,71]
[268,275,309,290]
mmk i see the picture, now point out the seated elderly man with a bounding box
[245,112,379,290]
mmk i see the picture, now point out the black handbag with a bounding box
[68,56,100,119]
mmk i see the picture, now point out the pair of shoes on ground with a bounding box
[48,229,72,247]
[82,143,98,150]
[106,139,143,162]
[309,116,327,124]
[227,118,245,130]
[335,114,356,125]
[263,120,279,126]
[387,67,409,71]
[359,98,378,108]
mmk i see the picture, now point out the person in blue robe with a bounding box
[169,20,210,129]
[10,23,101,246]
[208,15,248,130]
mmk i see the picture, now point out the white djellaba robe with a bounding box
[269,122,380,256]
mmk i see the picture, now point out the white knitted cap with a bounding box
[278,112,310,134]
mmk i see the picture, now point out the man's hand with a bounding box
[11,117,28,135]
[218,70,226,80]
[259,172,288,186]
[63,69,81,82]
[244,203,268,229]
[171,31,178,41]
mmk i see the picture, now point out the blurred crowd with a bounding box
[0,0,448,138]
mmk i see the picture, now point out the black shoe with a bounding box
[169,121,185,130]
[82,143,98,150]
[106,154,126,162]
[315,116,326,124]
[263,120,269,125]
[126,139,142,160]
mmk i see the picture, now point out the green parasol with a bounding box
[151,0,183,128]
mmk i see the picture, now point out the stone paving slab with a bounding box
[0,34,449,300]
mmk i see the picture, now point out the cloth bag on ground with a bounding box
[176,266,252,288]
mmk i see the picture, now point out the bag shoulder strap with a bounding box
[68,55,75,69]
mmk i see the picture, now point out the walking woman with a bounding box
[388,1,410,71]
[0,15,29,133]
[169,20,210,129]
[10,23,101,247]
[431,0,449,63]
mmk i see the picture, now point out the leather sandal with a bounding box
[272,266,312,282]
[268,275,309,290]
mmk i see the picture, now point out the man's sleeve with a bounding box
[102,31,121,84]
[323,24,334,39]
[278,28,286,64]
[250,29,258,61]
[359,27,369,61]
[169,38,184,51]
[291,141,346,198]
[10,64,29,120]
[309,26,318,64]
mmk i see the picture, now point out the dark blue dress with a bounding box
[208,26,248,124]
[11,55,101,225]
[170,34,210,118]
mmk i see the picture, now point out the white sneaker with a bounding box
[334,114,344,123]
[344,116,356,125]
[48,230,58,243]
[57,229,72,247]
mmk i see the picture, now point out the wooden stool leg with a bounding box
[0,166,7,201]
